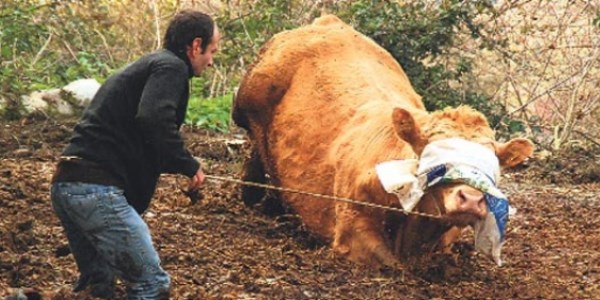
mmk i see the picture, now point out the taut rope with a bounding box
[203,174,442,219]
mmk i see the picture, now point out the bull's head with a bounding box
[388,106,534,263]
[422,183,487,227]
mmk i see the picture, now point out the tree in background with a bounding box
[218,0,507,123]
[334,0,508,130]
[469,0,599,151]
[2,0,597,152]
[0,0,505,122]
[0,0,177,118]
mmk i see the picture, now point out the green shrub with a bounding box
[0,0,114,119]
[214,0,315,98]
[332,0,510,130]
[212,0,521,135]
[1,0,527,137]
[186,93,234,133]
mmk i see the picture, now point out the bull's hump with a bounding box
[312,14,345,27]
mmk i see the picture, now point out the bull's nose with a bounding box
[457,188,486,215]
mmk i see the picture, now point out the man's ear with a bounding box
[392,107,425,154]
[494,138,535,167]
[188,37,203,57]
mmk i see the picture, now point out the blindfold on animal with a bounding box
[376,138,509,266]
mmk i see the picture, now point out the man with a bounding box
[50,10,220,299]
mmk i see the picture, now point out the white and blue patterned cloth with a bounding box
[376,138,509,266]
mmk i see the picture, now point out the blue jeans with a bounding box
[51,182,170,299]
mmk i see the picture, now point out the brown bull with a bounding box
[232,15,533,267]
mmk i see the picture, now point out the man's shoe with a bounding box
[73,273,115,299]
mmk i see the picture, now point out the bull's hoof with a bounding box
[373,245,405,270]
[241,185,265,206]
[261,193,285,216]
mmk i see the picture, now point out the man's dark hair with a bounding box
[163,10,215,55]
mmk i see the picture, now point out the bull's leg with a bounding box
[241,145,266,206]
[397,215,443,255]
[333,203,402,269]
[435,226,464,266]
[439,226,462,253]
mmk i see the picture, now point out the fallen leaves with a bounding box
[0,120,599,299]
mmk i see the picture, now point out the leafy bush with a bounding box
[214,0,317,97]
[186,93,234,133]
[1,0,527,137]
[0,1,49,117]
[0,0,114,118]
[331,0,509,127]
[213,0,519,134]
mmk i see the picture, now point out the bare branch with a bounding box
[31,33,53,66]
[495,67,586,130]
[93,29,114,65]
[149,0,162,50]
[557,46,600,148]
[572,129,600,148]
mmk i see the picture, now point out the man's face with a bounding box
[187,26,220,77]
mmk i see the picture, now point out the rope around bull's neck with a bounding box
[204,174,442,219]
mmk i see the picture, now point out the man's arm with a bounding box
[135,58,200,178]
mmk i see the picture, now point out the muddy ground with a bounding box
[0,117,598,299]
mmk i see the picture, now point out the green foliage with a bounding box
[333,0,508,128]
[64,51,113,82]
[218,0,303,56]
[0,1,48,116]
[215,0,317,93]
[186,93,234,133]
[0,0,114,119]
[0,0,527,136]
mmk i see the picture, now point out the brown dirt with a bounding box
[1,117,599,299]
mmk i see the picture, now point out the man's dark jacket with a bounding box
[58,49,200,213]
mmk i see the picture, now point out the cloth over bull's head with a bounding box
[377,108,534,266]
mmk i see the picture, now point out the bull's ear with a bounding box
[392,108,424,152]
[495,138,535,167]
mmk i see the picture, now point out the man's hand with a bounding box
[184,168,205,205]
[189,168,205,191]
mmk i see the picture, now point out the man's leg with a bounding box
[94,186,170,299]
[51,183,116,298]
[52,182,170,299]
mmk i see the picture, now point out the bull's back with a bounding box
[234,15,423,238]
